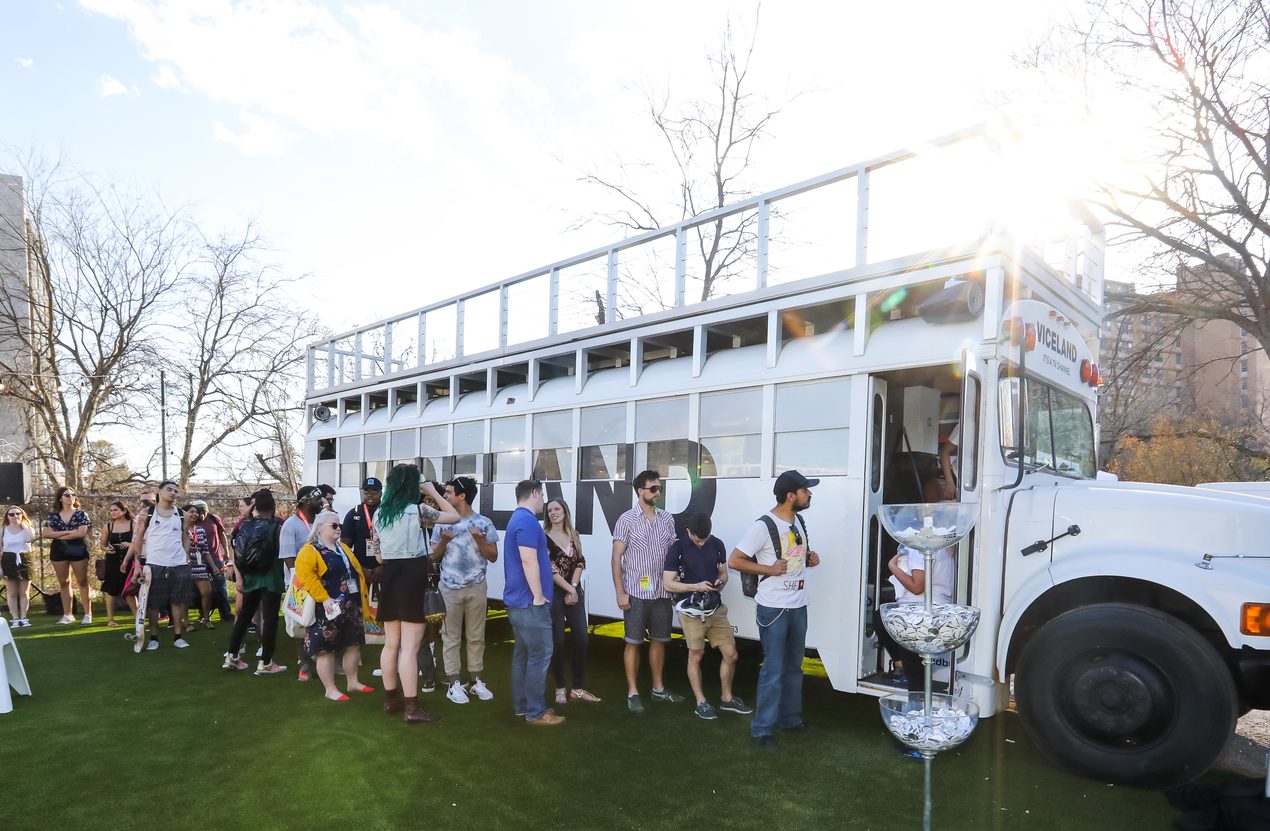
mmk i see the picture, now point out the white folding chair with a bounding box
[0,618,32,714]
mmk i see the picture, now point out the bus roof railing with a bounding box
[307,124,1105,395]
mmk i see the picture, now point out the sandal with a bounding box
[570,689,602,703]
[105,620,119,628]
[348,684,376,694]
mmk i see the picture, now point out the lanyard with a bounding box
[363,503,375,534]
[297,512,311,532]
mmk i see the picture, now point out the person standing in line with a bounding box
[191,500,234,625]
[128,480,196,650]
[98,501,135,627]
[231,495,254,621]
[728,470,822,748]
[543,498,600,706]
[280,486,323,681]
[341,477,382,584]
[318,484,337,514]
[373,464,460,724]
[2,506,35,627]
[183,503,220,629]
[611,469,685,713]
[431,476,499,705]
[503,479,563,726]
[663,512,751,720]
[223,489,287,675]
[294,510,373,701]
[42,486,93,624]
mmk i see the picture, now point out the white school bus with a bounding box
[303,127,1270,788]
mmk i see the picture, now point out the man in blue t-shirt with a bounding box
[662,513,752,721]
[503,479,563,726]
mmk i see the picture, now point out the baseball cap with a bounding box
[296,485,321,501]
[774,470,820,500]
[361,477,383,492]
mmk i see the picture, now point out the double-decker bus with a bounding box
[303,127,1270,787]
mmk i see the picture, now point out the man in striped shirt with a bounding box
[611,469,686,713]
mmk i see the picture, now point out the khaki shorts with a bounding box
[680,604,736,651]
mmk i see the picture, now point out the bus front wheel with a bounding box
[1015,602,1236,788]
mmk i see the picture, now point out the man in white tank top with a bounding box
[132,480,194,651]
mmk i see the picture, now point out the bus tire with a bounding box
[1015,602,1236,789]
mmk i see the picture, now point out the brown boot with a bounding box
[383,686,405,715]
[403,695,441,724]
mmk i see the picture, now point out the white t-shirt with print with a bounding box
[890,546,955,605]
[734,511,810,609]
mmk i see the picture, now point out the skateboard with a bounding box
[132,564,151,653]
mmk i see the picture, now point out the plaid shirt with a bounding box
[613,507,676,600]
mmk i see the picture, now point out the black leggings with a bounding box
[551,589,589,689]
[229,589,281,664]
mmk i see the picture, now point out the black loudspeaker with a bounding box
[0,462,31,504]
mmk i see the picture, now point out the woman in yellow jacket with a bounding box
[295,510,375,702]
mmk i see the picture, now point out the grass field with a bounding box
[0,605,1188,831]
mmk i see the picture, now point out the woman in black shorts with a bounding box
[42,486,93,625]
[98,501,135,627]
[3,506,35,627]
[374,464,459,724]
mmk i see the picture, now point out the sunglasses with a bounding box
[6,512,21,517]
[326,522,341,530]
[642,485,662,493]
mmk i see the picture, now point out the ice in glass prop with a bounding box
[880,692,980,755]
[877,503,981,655]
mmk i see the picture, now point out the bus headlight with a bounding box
[1241,603,1270,636]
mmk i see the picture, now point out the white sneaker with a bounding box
[469,679,494,701]
[173,638,190,649]
[372,668,383,677]
[57,615,74,625]
[146,639,159,651]
[81,615,93,625]
[446,680,470,704]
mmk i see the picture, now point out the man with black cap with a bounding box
[341,477,383,582]
[729,469,822,748]
[280,485,323,681]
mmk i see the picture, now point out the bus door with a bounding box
[949,348,983,687]
[858,376,887,682]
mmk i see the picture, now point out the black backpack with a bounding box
[740,514,808,598]
[234,517,279,576]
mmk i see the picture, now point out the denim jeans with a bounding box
[752,604,808,737]
[507,604,554,720]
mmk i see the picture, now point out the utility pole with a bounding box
[160,369,167,480]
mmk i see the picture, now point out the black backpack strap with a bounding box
[757,516,782,584]
[794,514,808,547]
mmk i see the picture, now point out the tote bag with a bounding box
[283,569,315,628]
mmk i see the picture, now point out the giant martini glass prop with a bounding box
[876,503,981,831]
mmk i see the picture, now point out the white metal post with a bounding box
[456,300,466,358]
[856,170,871,268]
[606,250,618,324]
[548,268,560,336]
[757,199,770,289]
[675,227,687,307]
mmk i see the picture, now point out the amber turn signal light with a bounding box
[1242,603,1270,636]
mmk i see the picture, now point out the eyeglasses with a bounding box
[642,485,662,493]
[327,522,341,530]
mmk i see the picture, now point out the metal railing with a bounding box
[307,125,1105,395]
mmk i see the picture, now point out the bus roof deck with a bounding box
[306,125,1104,411]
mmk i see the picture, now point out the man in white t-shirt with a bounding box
[729,470,822,748]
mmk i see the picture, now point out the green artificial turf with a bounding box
[0,605,1179,831]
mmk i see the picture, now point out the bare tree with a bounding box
[577,10,789,313]
[167,225,320,490]
[0,161,189,488]
[1041,1,1270,356]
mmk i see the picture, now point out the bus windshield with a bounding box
[999,376,1096,479]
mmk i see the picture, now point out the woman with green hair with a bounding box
[374,463,461,724]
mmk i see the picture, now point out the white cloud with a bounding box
[98,74,127,96]
[17,57,33,69]
[211,111,291,156]
[79,0,552,161]
[151,63,181,90]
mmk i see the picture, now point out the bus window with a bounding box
[533,410,574,482]
[451,420,486,483]
[700,388,761,478]
[581,404,627,481]
[636,398,691,479]
[773,378,851,476]
[999,376,1095,479]
[419,425,450,482]
[491,416,527,482]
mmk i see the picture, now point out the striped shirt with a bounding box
[613,507,676,600]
